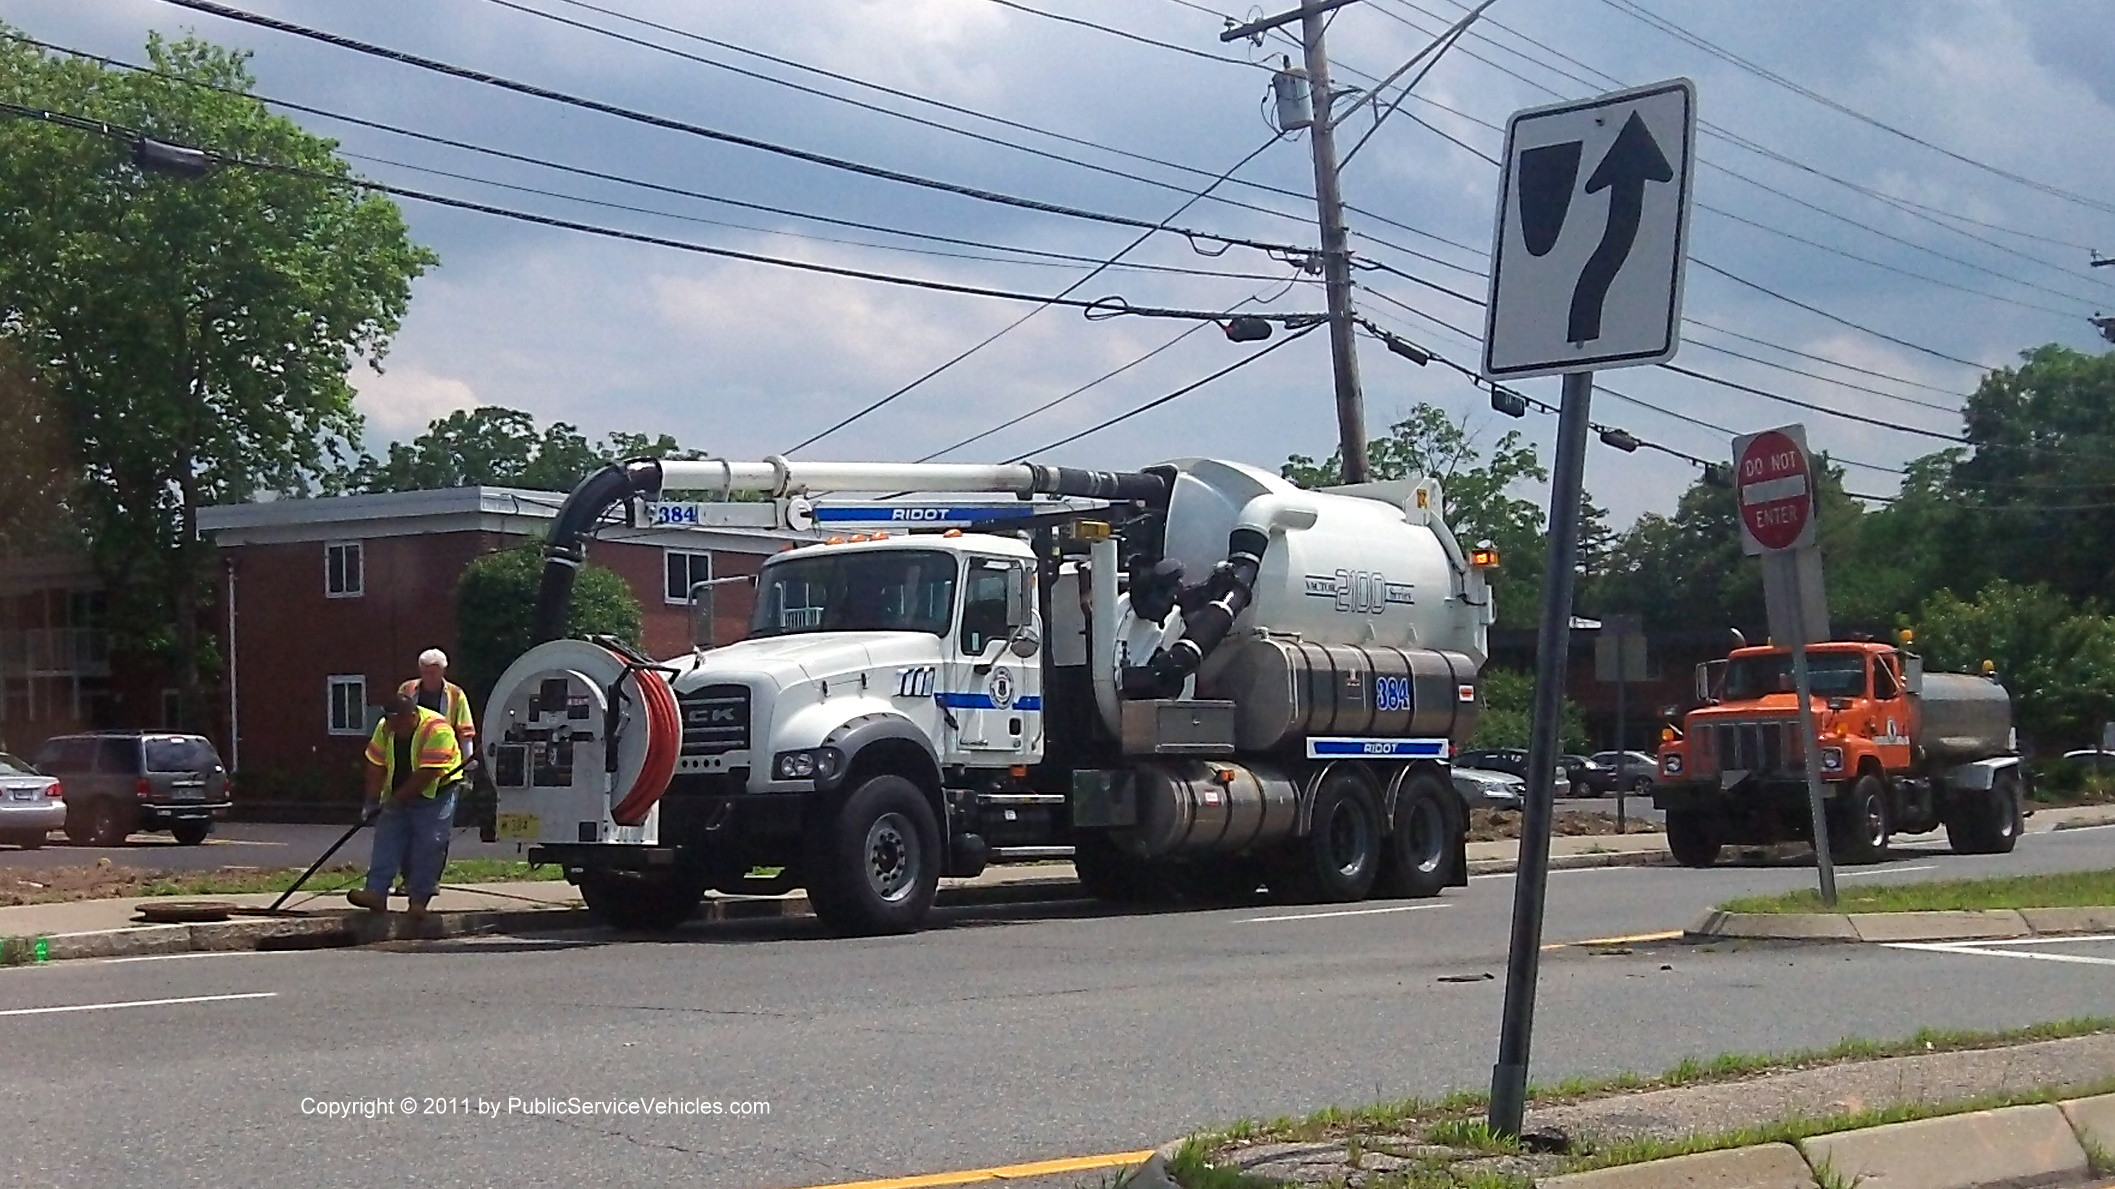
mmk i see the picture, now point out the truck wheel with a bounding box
[1829,774,1891,865]
[577,872,703,931]
[806,775,941,936]
[1945,771,2022,855]
[1376,772,1459,898]
[171,821,211,846]
[1665,811,1721,868]
[1271,766,1382,903]
[67,800,130,848]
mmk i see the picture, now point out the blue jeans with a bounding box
[365,786,458,901]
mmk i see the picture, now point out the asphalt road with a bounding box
[0,825,2109,1189]
[0,822,523,872]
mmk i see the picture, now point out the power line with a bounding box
[1682,317,1970,398]
[1006,324,1322,460]
[146,0,1317,260]
[1597,0,2115,218]
[1660,363,1965,443]
[1370,0,2115,302]
[784,134,1292,454]
[4,33,1316,285]
[0,99,1329,329]
[1692,262,1987,370]
[980,0,1270,69]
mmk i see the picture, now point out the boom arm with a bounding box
[532,455,1169,643]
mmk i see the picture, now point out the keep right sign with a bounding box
[1733,423,1817,555]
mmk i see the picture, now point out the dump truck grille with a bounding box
[1702,719,1801,776]
[679,685,750,756]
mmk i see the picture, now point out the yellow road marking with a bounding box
[786,1149,1158,1189]
[1542,929,1684,951]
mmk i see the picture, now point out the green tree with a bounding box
[1910,580,2115,755]
[351,405,702,493]
[1469,667,1587,752]
[0,349,79,557]
[0,31,434,728]
[1284,405,1579,626]
[454,543,643,709]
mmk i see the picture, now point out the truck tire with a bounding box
[1829,774,1891,865]
[1376,772,1459,898]
[577,871,703,931]
[805,775,941,936]
[1271,766,1382,904]
[1664,811,1721,868]
[1945,771,2022,855]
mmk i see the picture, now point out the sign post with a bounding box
[1596,613,1648,832]
[1734,424,1836,907]
[1483,78,1696,1138]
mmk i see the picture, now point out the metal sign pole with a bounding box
[1780,554,1837,906]
[1489,369,1594,1137]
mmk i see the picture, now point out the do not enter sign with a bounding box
[1733,425,1815,554]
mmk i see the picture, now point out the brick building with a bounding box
[182,486,797,800]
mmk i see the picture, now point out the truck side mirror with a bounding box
[1903,654,1924,695]
[1005,565,1033,631]
[689,581,718,651]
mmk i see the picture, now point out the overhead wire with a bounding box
[0,99,1329,328]
[4,33,1316,284]
[1596,0,2115,218]
[784,133,1293,454]
[145,0,1319,260]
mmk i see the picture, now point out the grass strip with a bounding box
[138,858,551,899]
[1718,867,2115,914]
[1185,1017,2115,1150]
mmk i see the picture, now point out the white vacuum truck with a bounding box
[482,456,1499,934]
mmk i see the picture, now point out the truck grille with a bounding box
[679,685,750,756]
[1703,719,1801,776]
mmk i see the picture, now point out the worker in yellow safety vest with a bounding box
[401,648,475,760]
[349,692,464,917]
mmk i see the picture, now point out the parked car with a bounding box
[2060,748,2115,773]
[31,732,231,847]
[0,752,65,850]
[1451,765,1526,813]
[1590,750,1661,793]
[1559,754,1612,797]
[1456,747,1577,796]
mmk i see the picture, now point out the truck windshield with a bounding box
[1721,651,1867,700]
[750,549,959,639]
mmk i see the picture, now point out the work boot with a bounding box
[346,888,387,912]
[406,897,431,919]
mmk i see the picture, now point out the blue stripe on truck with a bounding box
[937,692,1044,711]
[1306,737,1451,760]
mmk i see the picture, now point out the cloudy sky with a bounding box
[9,0,2115,527]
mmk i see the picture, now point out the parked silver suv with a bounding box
[32,732,231,847]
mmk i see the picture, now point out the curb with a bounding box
[0,876,1098,965]
[0,852,1689,967]
[1155,1092,2115,1189]
[1688,905,2115,943]
[1469,849,1673,876]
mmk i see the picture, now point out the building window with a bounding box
[664,549,713,605]
[328,675,367,736]
[326,541,364,598]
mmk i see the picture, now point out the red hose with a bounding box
[610,654,680,826]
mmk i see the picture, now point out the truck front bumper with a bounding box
[1653,777,1840,844]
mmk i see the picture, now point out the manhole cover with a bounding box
[135,901,235,924]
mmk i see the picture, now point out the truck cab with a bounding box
[1655,640,2020,867]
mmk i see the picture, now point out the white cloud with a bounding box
[351,365,480,440]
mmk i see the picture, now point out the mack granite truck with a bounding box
[1653,635,2022,867]
[480,456,1499,934]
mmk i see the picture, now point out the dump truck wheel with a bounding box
[1665,811,1721,868]
[1829,774,1891,865]
[806,775,940,936]
[1377,772,1458,898]
[1945,771,2021,855]
[1272,766,1382,903]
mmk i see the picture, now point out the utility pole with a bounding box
[1225,0,1371,483]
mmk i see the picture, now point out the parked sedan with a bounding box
[1457,748,1578,796]
[0,752,65,850]
[1590,750,1661,793]
[1451,765,1526,813]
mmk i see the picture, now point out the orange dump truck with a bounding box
[1653,637,2021,866]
